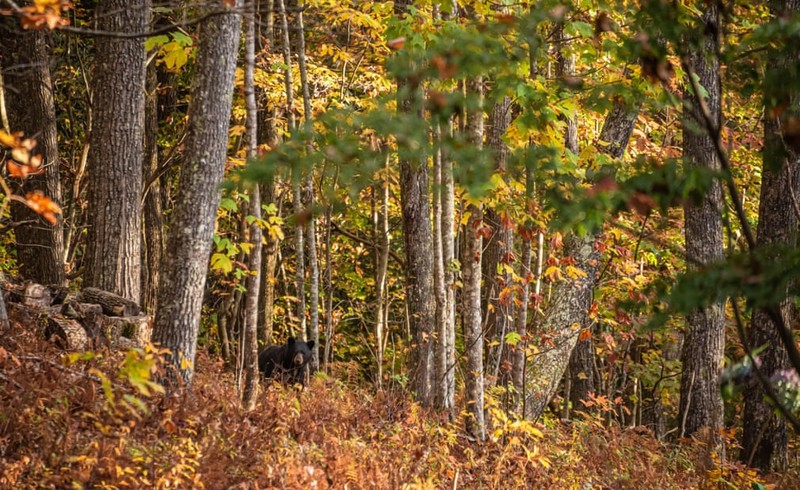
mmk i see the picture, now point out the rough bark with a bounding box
[152,3,242,385]
[678,4,725,443]
[80,287,141,317]
[296,4,319,370]
[141,32,163,314]
[242,0,262,411]
[395,0,436,406]
[524,96,638,421]
[434,118,457,413]
[483,96,514,387]
[525,232,599,420]
[741,0,800,471]
[463,77,485,440]
[0,20,65,284]
[256,0,279,348]
[84,0,148,301]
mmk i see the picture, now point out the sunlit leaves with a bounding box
[145,32,193,72]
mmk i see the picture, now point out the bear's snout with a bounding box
[293,353,305,366]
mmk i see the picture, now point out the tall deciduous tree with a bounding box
[241,0,261,411]
[394,0,436,406]
[741,0,800,471]
[463,76,486,440]
[524,97,638,421]
[152,2,242,385]
[85,0,147,301]
[0,18,65,285]
[678,3,725,443]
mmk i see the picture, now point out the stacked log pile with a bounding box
[3,282,151,351]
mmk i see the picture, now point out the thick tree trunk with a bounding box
[85,0,147,301]
[555,27,596,414]
[525,232,599,420]
[741,0,800,471]
[0,22,65,285]
[678,4,725,444]
[524,96,637,421]
[394,0,436,406]
[152,3,242,385]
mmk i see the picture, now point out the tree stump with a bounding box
[22,283,52,308]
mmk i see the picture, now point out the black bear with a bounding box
[258,337,315,385]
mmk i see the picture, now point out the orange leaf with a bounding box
[24,191,62,225]
[387,37,406,50]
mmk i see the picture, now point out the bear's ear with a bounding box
[288,337,296,345]
[307,340,315,349]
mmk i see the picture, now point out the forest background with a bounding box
[1,0,800,488]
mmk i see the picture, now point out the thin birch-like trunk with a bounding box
[375,158,390,389]
[296,3,319,369]
[463,77,485,440]
[241,0,262,411]
[276,0,306,341]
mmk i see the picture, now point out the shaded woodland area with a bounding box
[2,0,800,487]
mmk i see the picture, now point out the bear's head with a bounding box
[286,337,315,369]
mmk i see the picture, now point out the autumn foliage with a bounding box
[1,323,783,489]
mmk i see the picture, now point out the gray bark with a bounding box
[483,96,514,387]
[463,77,485,440]
[741,0,800,471]
[0,20,65,285]
[256,0,279,348]
[395,0,436,406]
[296,4,319,370]
[152,3,242,385]
[678,4,725,443]
[242,0,261,411]
[524,96,638,421]
[142,24,163,314]
[85,0,147,301]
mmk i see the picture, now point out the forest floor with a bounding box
[0,324,797,489]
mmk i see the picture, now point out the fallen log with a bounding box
[44,316,88,350]
[80,287,142,317]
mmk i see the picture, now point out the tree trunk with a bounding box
[276,0,306,342]
[462,77,485,440]
[257,0,279,348]
[678,4,725,445]
[741,0,800,471]
[375,158,390,389]
[152,2,242,386]
[0,21,65,285]
[484,96,514,388]
[553,25,597,414]
[85,0,147,301]
[394,0,436,406]
[524,96,638,421]
[242,0,262,411]
[296,4,319,370]
[141,23,163,314]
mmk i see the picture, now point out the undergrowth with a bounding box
[0,325,790,489]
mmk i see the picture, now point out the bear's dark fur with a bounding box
[258,337,315,385]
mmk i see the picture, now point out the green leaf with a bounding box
[219,197,238,212]
[144,34,169,52]
[210,253,233,274]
